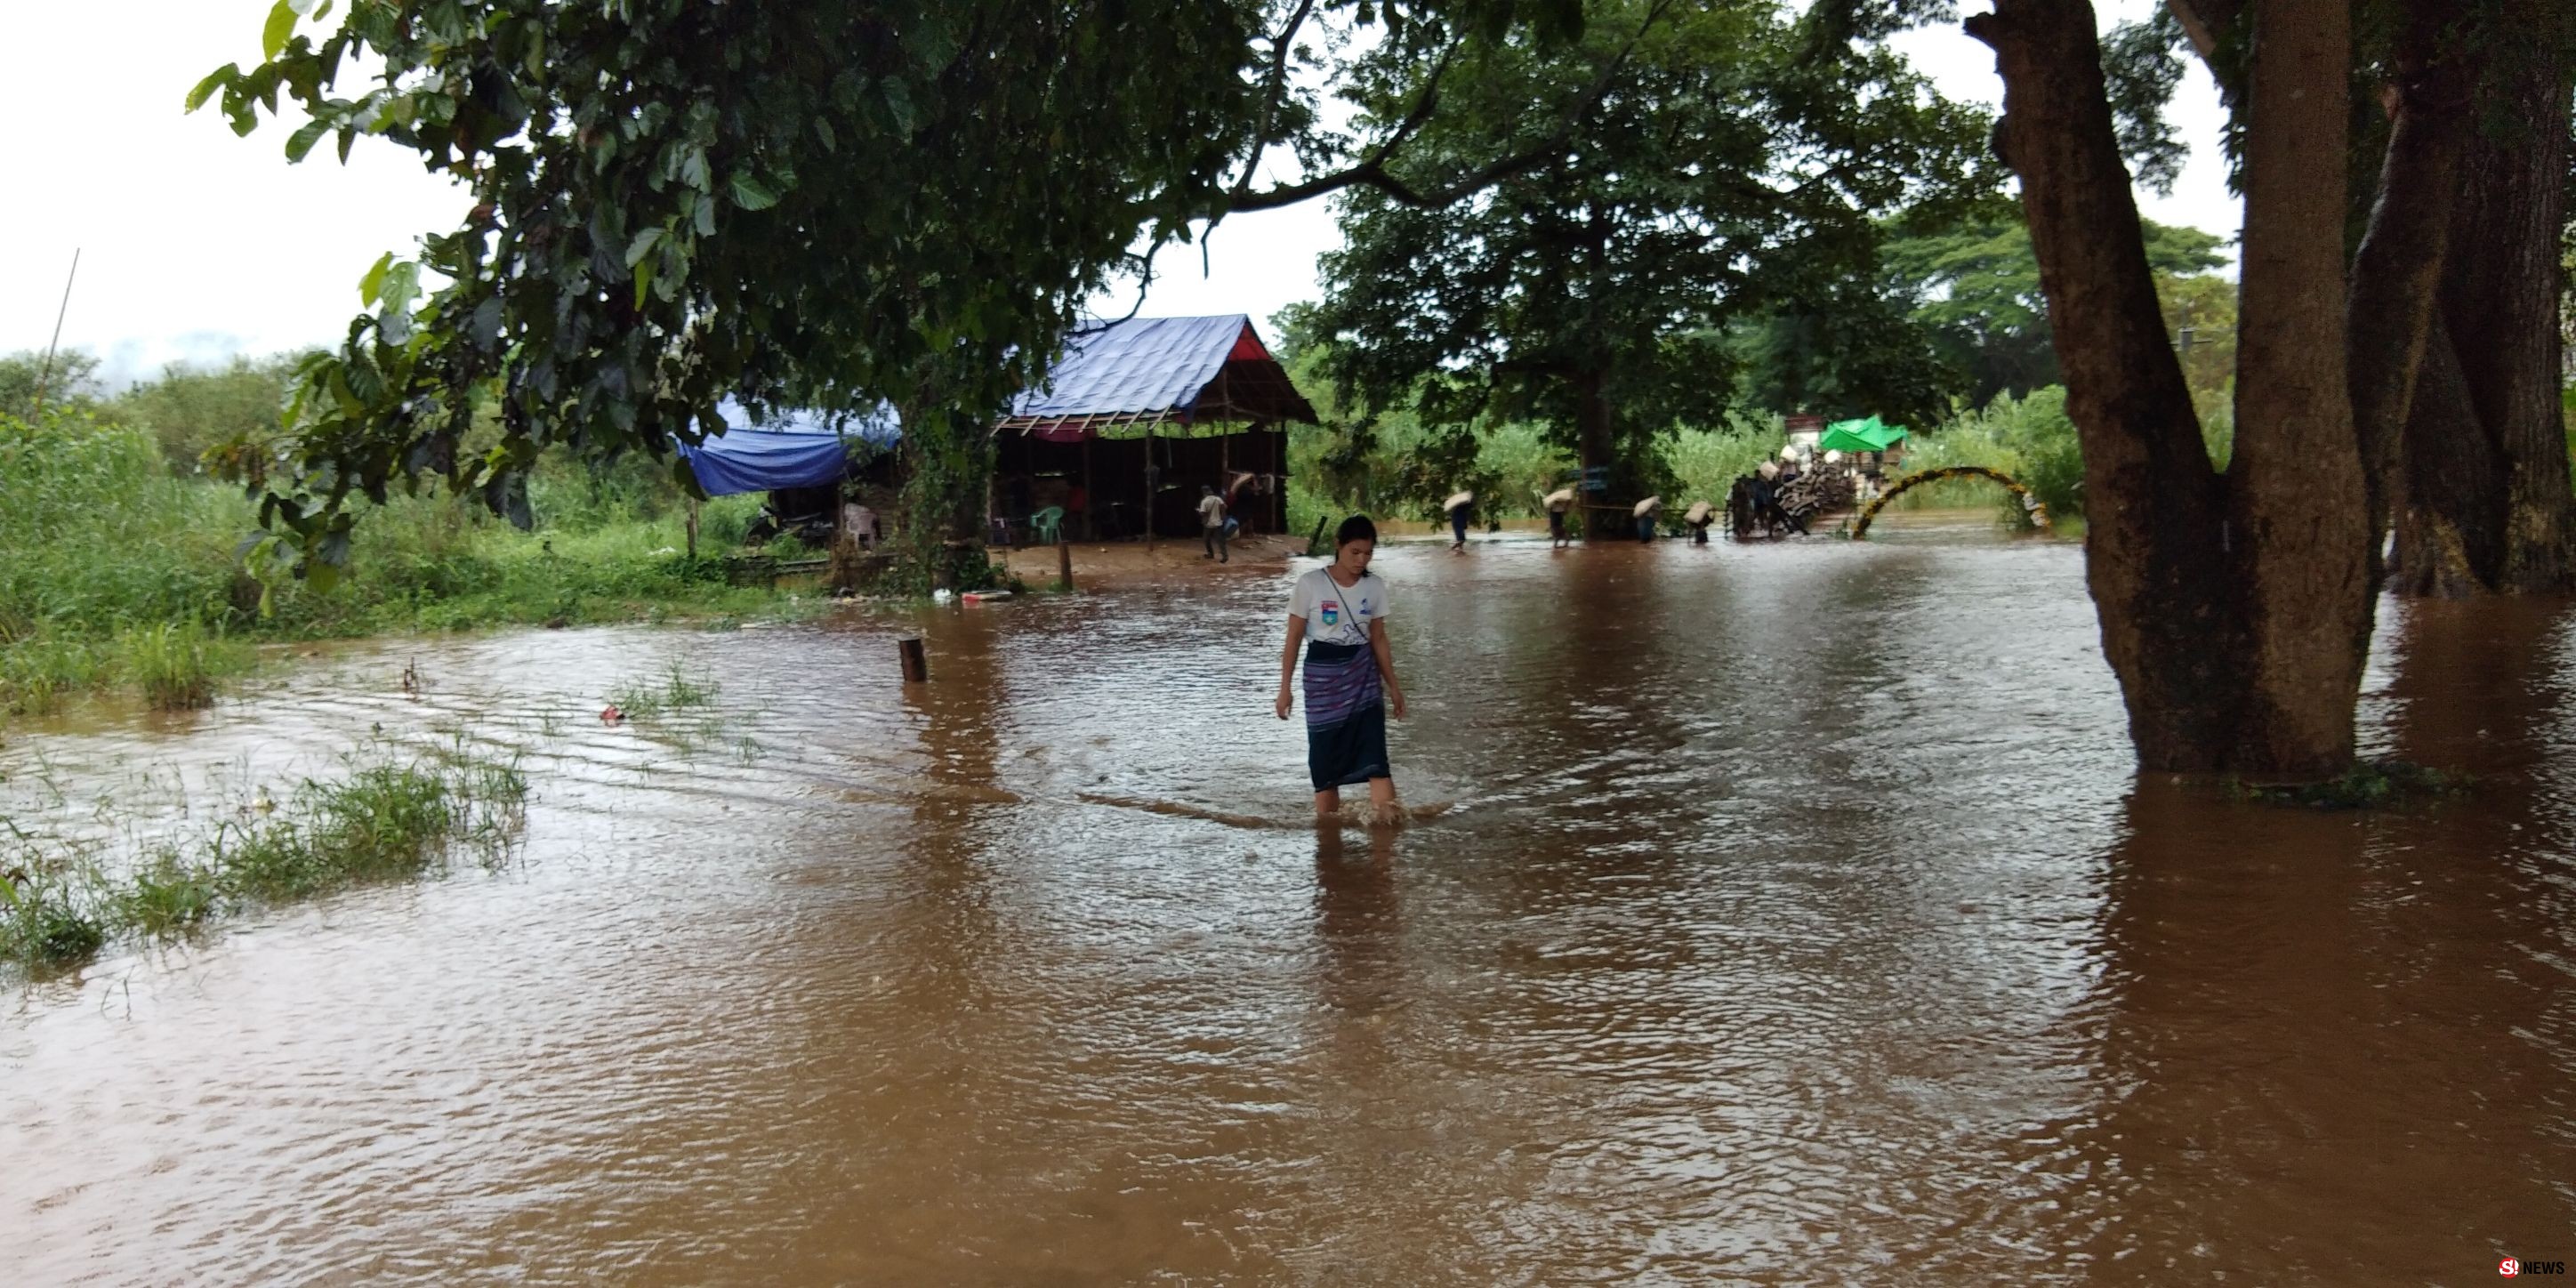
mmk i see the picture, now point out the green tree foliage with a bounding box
[1304,0,1995,513]
[188,0,1586,584]
[1728,274,1967,431]
[0,350,103,421]
[1276,310,1574,522]
[109,355,305,473]
[1883,218,2227,408]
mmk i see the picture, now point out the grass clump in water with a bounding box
[117,620,247,711]
[0,744,529,971]
[214,749,528,900]
[112,849,221,937]
[0,865,109,967]
[2231,759,2473,809]
[608,661,720,719]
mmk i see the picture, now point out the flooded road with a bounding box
[5,520,2572,1284]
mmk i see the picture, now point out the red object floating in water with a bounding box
[600,704,624,724]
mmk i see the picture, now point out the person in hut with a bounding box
[1199,484,1229,563]
[1276,515,1407,823]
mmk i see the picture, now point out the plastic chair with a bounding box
[1029,505,1065,544]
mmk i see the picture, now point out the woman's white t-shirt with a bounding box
[1288,568,1390,648]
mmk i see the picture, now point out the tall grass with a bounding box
[119,620,248,710]
[1663,417,1787,505]
[0,744,529,969]
[607,660,721,719]
[0,408,793,713]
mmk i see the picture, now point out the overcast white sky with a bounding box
[0,1,2235,387]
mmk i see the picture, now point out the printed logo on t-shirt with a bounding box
[1319,600,1340,626]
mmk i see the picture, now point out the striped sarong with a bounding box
[1303,640,1389,791]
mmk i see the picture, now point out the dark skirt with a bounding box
[1302,640,1389,791]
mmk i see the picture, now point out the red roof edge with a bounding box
[1227,323,1271,363]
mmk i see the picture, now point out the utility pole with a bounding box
[29,248,81,420]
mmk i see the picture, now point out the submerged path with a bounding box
[4,521,2572,1284]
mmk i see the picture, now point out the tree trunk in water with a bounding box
[1971,0,2368,777]
[894,399,995,594]
[1969,0,2241,770]
[2345,0,2467,584]
[1573,370,1630,542]
[2226,0,2368,777]
[2393,8,2574,597]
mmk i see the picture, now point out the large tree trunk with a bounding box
[1572,368,1631,541]
[1968,0,2242,771]
[2393,6,2575,597]
[1971,0,2368,777]
[2344,0,2467,584]
[2226,0,2368,777]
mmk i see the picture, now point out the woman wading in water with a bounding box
[1276,515,1407,822]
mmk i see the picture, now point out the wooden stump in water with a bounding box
[1056,533,1074,591]
[898,636,929,683]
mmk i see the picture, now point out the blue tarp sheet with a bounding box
[678,399,898,496]
[1006,314,1253,426]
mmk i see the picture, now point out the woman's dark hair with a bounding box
[1335,514,1378,548]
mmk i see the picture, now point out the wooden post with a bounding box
[898,636,928,683]
[686,498,700,560]
[1082,434,1095,541]
[1283,422,1298,533]
[1056,531,1073,591]
[1307,515,1328,557]
[1144,419,1156,551]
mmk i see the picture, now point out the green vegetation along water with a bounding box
[0,409,811,717]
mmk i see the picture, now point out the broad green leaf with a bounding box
[730,173,778,211]
[262,0,297,60]
[632,255,656,310]
[624,226,664,269]
[358,252,392,305]
[284,117,332,163]
[185,65,237,113]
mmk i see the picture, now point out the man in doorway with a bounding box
[1199,485,1228,563]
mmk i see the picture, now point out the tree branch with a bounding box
[1225,0,1324,205]
[1228,0,1681,214]
[2161,0,2237,64]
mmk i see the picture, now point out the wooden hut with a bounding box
[990,315,1316,542]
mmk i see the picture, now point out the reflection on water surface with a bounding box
[4,526,2571,1284]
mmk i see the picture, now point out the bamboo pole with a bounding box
[28,248,80,421]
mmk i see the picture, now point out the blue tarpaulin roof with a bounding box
[1000,314,1315,441]
[678,399,898,496]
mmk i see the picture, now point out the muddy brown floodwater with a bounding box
[4,517,2572,1285]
